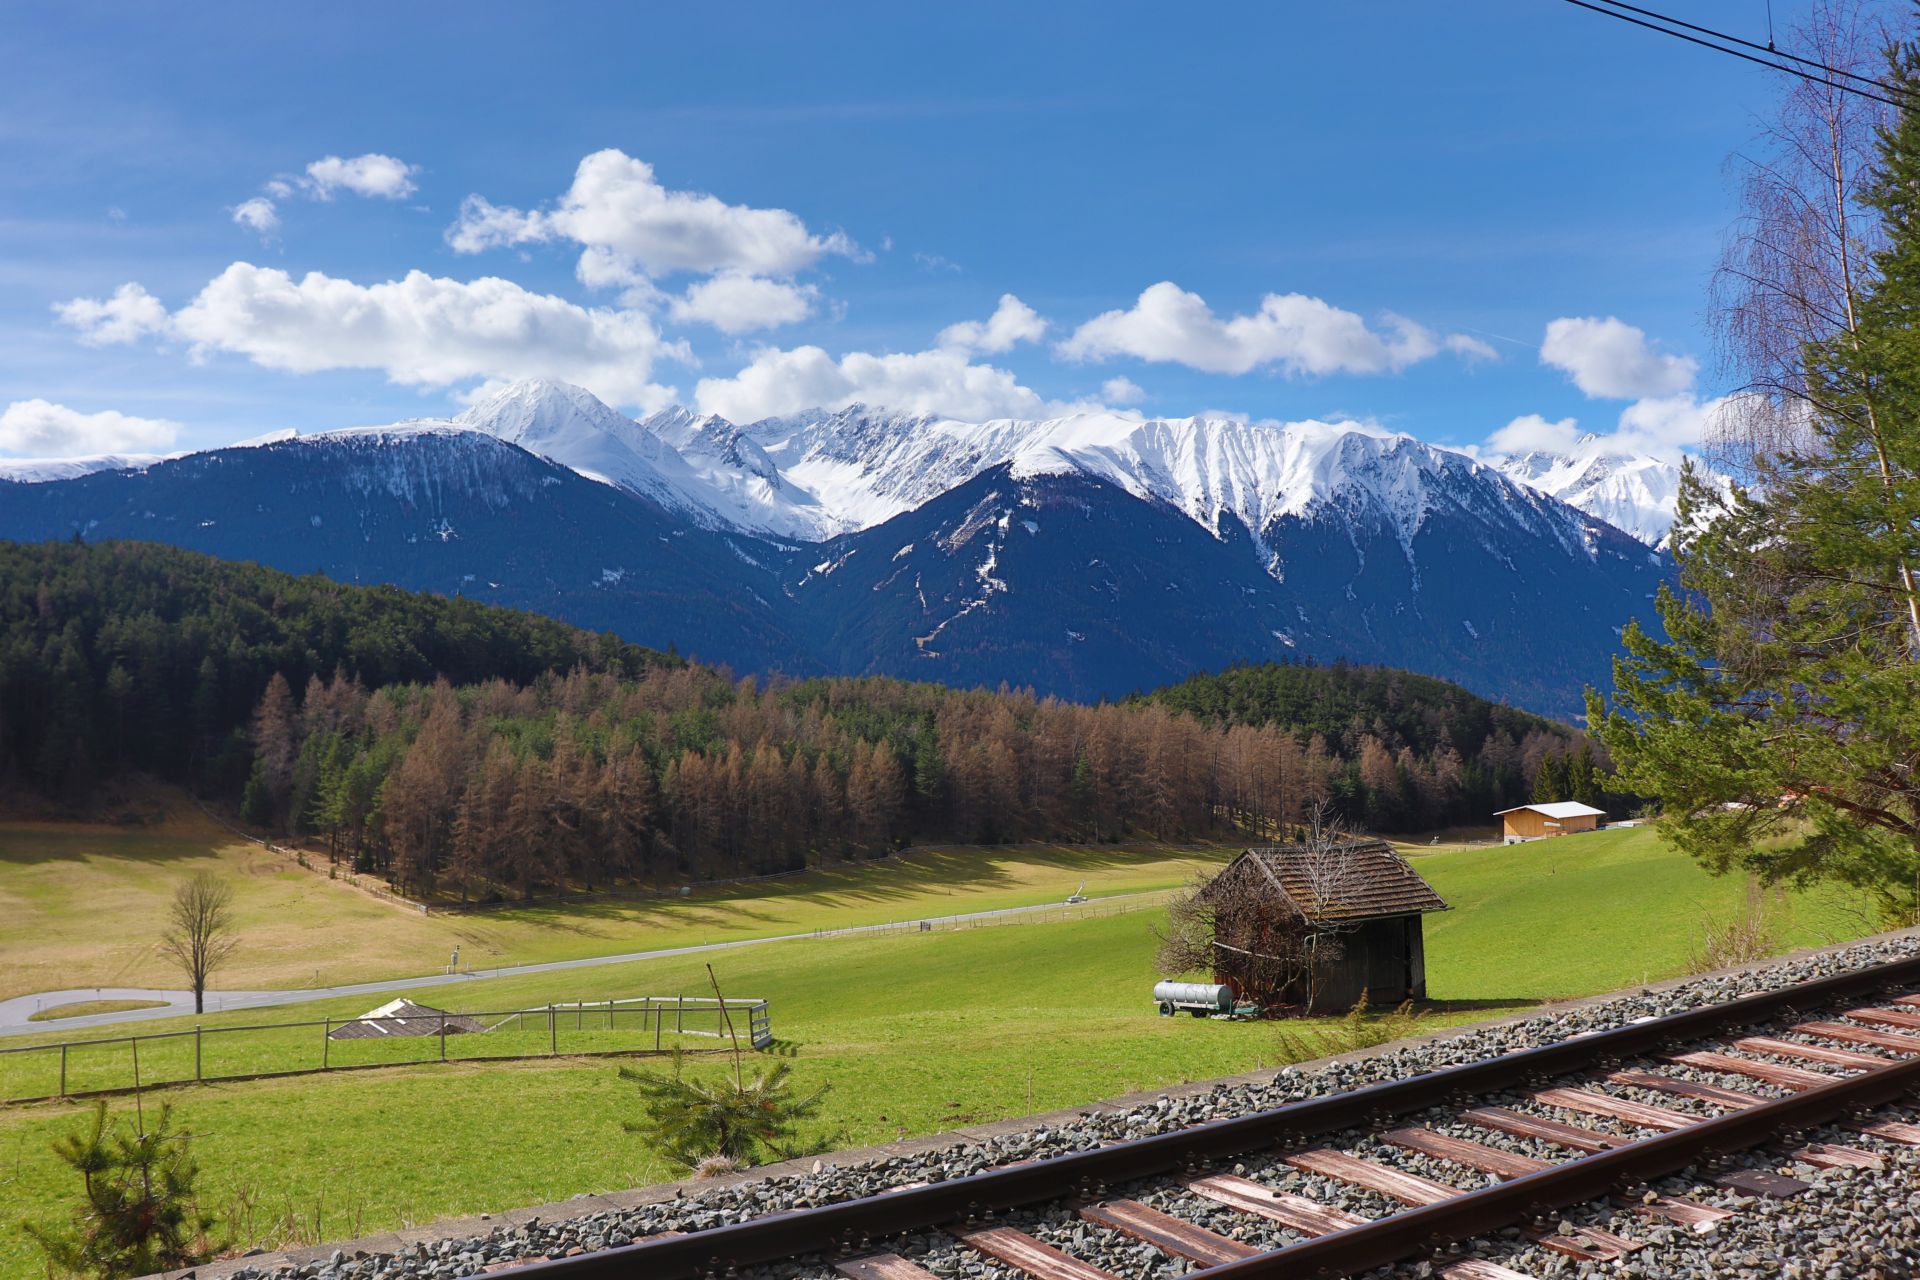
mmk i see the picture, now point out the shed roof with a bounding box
[327,998,489,1040]
[1205,840,1449,924]
[1494,801,1607,820]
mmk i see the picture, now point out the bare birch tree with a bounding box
[159,873,239,1015]
[1707,0,1920,650]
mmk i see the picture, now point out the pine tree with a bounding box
[1596,27,1920,921]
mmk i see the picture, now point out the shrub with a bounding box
[23,1101,219,1279]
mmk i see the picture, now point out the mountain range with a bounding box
[0,379,1680,717]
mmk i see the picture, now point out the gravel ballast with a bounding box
[176,932,1920,1280]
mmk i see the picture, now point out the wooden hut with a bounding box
[1196,841,1448,1015]
[1494,801,1606,843]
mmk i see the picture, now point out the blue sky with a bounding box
[0,1,1837,459]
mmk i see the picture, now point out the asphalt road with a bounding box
[0,891,1148,1037]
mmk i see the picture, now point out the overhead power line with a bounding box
[1555,0,1916,110]
[1596,0,1897,95]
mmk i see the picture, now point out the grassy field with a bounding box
[0,805,1228,1001]
[0,823,1884,1279]
[27,999,170,1022]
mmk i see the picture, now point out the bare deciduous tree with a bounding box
[159,873,238,1015]
[1708,0,1920,650]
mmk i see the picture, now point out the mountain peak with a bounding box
[455,378,634,445]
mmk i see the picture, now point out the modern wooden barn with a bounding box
[1195,841,1448,1015]
[1494,801,1607,843]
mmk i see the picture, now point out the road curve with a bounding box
[0,891,1155,1038]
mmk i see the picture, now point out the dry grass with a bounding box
[0,795,1232,1002]
[26,1000,171,1022]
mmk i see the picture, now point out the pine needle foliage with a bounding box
[1595,20,1920,924]
[617,1051,828,1170]
[22,1101,219,1279]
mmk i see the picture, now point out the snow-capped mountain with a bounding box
[1496,436,1693,548]
[0,452,174,483]
[0,379,1678,716]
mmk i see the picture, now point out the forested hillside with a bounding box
[0,540,671,803]
[1,541,1593,899]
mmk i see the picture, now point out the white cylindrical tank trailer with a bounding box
[1152,981,1234,1017]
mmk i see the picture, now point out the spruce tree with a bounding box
[1595,29,1920,921]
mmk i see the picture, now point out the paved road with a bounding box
[0,892,1155,1038]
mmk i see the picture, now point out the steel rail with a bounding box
[507,953,1920,1280]
[1191,1049,1920,1278]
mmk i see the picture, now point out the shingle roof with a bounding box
[1494,801,1608,820]
[326,998,489,1040]
[1214,840,1449,923]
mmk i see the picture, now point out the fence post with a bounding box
[323,1019,330,1069]
[606,998,612,1031]
[548,1004,556,1055]
[195,1026,202,1082]
[440,1014,448,1062]
[654,1003,663,1051]
[59,1043,67,1097]
[676,995,683,1035]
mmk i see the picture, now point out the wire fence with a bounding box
[0,995,771,1106]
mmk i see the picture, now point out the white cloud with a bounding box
[695,344,1047,423]
[53,283,170,346]
[231,197,280,237]
[937,293,1047,354]
[1444,333,1499,362]
[447,149,861,281]
[1100,376,1146,405]
[1540,316,1696,399]
[1058,282,1478,377]
[303,153,418,200]
[668,272,816,334]
[0,400,180,457]
[58,264,685,410]
[1486,395,1733,461]
[1488,413,1582,456]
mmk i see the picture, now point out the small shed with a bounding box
[327,998,488,1040]
[1495,801,1607,843]
[1196,841,1448,1015]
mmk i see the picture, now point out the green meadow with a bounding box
[0,824,1879,1279]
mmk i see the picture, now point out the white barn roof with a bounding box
[1494,801,1607,819]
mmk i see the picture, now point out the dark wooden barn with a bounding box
[1197,841,1448,1015]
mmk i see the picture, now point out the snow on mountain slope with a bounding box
[444,380,830,539]
[0,452,173,482]
[1496,436,1692,547]
[741,405,1597,571]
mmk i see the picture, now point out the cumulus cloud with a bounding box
[53,283,170,346]
[234,154,419,240]
[0,400,180,457]
[695,344,1047,423]
[302,153,418,200]
[1058,282,1480,378]
[1540,316,1696,399]
[57,264,685,409]
[1487,395,1733,461]
[1487,413,1583,456]
[1100,376,1146,405]
[668,272,816,334]
[447,149,862,280]
[231,197,280,238]
[937,294,1047,354]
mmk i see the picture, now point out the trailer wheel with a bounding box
[1157,1002,1174,1017]
[1189,1008,1208,1018]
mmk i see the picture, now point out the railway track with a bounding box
[511,954,1920,1280]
